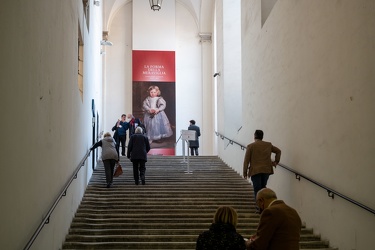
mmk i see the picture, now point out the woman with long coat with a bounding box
[90,132,119,188]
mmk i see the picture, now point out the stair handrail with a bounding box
[24,148,92,250]
[175,133,182,145]
[215,131,375,216]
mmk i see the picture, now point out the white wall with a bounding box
[0,0,103,249]
[175,2,203,154]
[217,0,375,249]
[215,0,245,175]
[104,2,133,128]
[223,0,242,136]
[133,0,176,51]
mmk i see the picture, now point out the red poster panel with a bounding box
[132,50,176,155]
[133,50,175,82]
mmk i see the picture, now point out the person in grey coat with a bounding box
[188,120,201,156]
[127,127,151,185]
[91,132,119,188]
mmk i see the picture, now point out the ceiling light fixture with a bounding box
[149,0,163,11]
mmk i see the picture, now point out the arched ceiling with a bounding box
[103,0,214,33]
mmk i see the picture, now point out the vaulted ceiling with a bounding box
[103,0,214,33]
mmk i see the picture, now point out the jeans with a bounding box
[251,173,270,201]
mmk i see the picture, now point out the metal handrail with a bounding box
[175,133,182,145]
[215,131,375,215]
[24,149,92,250]
[215,131,246,150]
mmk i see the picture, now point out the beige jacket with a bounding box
[243,140,281,177]
[248,200,301,250]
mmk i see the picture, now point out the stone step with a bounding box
[76,205,258,213]
[67,227,317,236]
[62,241,331,250]
[72,211,255,218]
[62,155,336,249]
[68,222,259,230]
[76,204,256,210]
[64,234,327,244]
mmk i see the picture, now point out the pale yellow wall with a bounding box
[217,0,375,249]
[0,1,103,249]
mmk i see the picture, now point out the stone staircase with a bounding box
[62,155,336,249]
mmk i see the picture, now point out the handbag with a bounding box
[114,164,123,177]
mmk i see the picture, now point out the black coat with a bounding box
[188,124,201,148]
[127,133,150,161]
[129,118,142,136]
[196,223,246,250]
[112,122,119,141]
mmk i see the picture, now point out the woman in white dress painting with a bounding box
[142,85,173,143]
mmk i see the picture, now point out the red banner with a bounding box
[132,50,176,155]
[132,50,175,82]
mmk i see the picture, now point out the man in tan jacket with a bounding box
[243,130,281,212]
[246,188,302,250]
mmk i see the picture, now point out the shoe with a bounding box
[106,183,112,188]
[135,181,139,185]
[142,181,145,185]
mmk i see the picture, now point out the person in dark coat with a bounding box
[127,114,146,137]
[127,127,150,185]
[196,206,246,250]
[188,120,201,156]
[90,132,119,188]
[127,114,140,137]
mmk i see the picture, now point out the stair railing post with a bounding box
[181,130,187,163]
[181,130,194,174]
[184,140,192,174]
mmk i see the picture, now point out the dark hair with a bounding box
[121,114,126,117]
[190,120,196,125]
[254,130,264,140]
